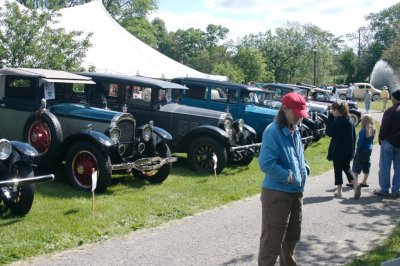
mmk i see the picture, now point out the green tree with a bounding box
[154,25,231,75]
[121,17,157,47]
[382,31,400,69]
[205,24,229,47]
[18,0,158,23]
[336,49,357,84]
[213,62,245,83]
[237,23,340,85]
[0,2,91,70]
[366,3,400,47]
[233,47,273,83]
[350,3,400,81]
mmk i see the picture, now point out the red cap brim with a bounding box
[292,108,309,118]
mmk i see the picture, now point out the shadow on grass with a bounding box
[0,205,24,225]
[171,155,254,177]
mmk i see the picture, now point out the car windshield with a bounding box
[312,91,332,101]
[48,82,85,102]
[158,89,182,104]
[270,88,303,101]
[241,90,259,104]
[256,91,274,104]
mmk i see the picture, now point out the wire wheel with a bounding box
[28,121,52,154]
[71,150,98,188]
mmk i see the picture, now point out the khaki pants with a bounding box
[259,188,303,266]
[382,98,388,111]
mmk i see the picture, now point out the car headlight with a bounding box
[0,139,12,160]
[141,126,152,142]
[238,119,244,132]
[224,119,232,132]
[109,127,121,143]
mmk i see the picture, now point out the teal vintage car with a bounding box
[0,68,177,193]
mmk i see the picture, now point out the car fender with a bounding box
[152,126,173,143]
[317,113,328,124]
[178,125,230,150]
[10,141,39,158]
[349,109,361,117]
[54,130,116,161]
[232,119,256,139]
[302,118,315,129]
[243,124,257,138]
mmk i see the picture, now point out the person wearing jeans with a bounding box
[258,93,309,266]
[375,90,400,197]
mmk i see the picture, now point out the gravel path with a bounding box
[12,110,399,266]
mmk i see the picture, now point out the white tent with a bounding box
[55,0,227,80]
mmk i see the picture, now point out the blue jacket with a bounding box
[326,114,356,161]
[356,127,375,152]
[258,121,307,193]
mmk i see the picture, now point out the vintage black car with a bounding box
[0,68,176,193]
[77,72,259,174]
[0,138,54,216]
[291,84,362,126]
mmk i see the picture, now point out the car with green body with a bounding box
[0,68,176,193]
[76,72,259,174]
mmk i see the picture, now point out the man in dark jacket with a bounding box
[374,90,400,197]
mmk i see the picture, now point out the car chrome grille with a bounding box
[117,120,135,143]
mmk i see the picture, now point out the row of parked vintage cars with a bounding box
[0,68,361,215]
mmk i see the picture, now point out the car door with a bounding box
[354,84,365,99]
[0,76,39,140]
[208,86,240,115]
[180,82,208,109]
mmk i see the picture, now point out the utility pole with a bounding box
[358,27,362,60]
[313,47,317,85]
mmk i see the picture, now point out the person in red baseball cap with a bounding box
[281,92,309,123]
[258,92,309,265]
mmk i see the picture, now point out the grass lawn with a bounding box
[347,226,400,266]
[357,99,394,112]
[0,118,397,265]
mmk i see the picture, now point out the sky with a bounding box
[151,0,399,42]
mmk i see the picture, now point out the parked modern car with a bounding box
[77,72,259,174]
[291,84,362,126]
[0,68,176,193]
[337,82,381,101]
[0,138,54,216]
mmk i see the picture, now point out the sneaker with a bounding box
[373,188,389,197]
[346,183,354,187]
[334,190,343,198]
[391,192,400,198]
[354,185,361,200]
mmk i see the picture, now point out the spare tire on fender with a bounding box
[23,110,63,165]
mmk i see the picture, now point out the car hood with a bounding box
[337,99,358,108]
[49,103,121,123]
[160,103,230,119]
[244,104,278,116]
[307,102,328,112]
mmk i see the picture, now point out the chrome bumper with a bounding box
[111,156,178,171]
[230,142,262,152]
[0,174,55,186]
